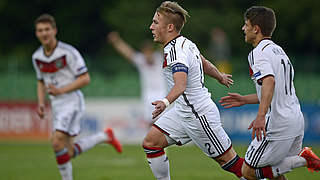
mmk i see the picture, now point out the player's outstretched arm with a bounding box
[200,54,233,88]
[107,31,135,63]
[47,72,90,96]
[219,93,259,108]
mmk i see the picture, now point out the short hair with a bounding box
[244,6,276,37]
[34,14,56,28]
[156,1,190,32]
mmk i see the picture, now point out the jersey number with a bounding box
[205,143,215,155]
[280,59,292,95]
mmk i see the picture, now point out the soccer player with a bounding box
[219,6,320,180]
[32,14,122,180]
[142,1,246,179]
[108,31,166,124]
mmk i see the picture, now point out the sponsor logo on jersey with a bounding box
[36,55,66,73]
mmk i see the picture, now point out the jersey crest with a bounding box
[36,55,66,73]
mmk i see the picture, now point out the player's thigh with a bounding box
[52,101,83,136]
[143,126,169,148]
[287,134,303,156]
[153,108,191,146]
[245,137,296,168]
[183,109,232,158]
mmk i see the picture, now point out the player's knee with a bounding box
[52,136,66,151]
[142,135,156,147]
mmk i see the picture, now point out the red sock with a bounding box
[55,148,70,164]
[256,166,274,179]
[222,155,244,178]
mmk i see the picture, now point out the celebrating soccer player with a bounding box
[32,14,122,180]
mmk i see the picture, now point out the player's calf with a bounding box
[221,155,244,178]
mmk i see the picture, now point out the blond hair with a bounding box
[156,1,190,32]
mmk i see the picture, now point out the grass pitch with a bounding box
[0,142,319,180]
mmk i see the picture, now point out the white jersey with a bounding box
[163,36,215,118]
[32,41,88,103]
[132,51,167,101]
[248,39,304,140]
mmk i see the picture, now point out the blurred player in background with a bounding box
[220,6,320,180]
[32,14,122,180]
[142,1,247,179]
[108,31,167,125]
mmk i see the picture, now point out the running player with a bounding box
[32,14,122,180]
[108,31,166,125]
[142,1,246,179]
[219,6,320,180]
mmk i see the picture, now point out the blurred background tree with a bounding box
[0,0,319,102]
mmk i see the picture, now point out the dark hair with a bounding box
[156,1,190,32]
[34,14,56,28]
[244,6,276,37]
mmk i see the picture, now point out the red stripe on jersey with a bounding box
[36,55,66,73]
[163,53,168,68]
[249,66,253,77]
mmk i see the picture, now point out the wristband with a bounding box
[161,98,170,108]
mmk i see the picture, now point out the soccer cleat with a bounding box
[298,147,320,172]
[104,127,122,153]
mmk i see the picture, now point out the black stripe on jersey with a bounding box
[181,39,187,49]
[262,43,273,51]
[250,139,268,167]
[182,93,199,119]
[251,51,254,65]
[252,141,269,167]
[201,115,225,154]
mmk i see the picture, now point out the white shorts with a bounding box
[245,135,303,168]
[51,97,85,136]
[154,106,232,158]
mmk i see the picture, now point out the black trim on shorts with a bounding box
[182,93,226,155]
[152,124,170,136]
[248,139,269,168]
[55,129,78,137]
[199,115,225,154]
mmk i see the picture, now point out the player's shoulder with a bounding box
[58,41,79,53]
[32,46,43,59]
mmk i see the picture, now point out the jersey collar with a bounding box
[256,37,272,47]
[164,35,182,48]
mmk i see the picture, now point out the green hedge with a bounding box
[1,71,319,104]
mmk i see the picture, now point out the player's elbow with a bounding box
[81,73,91,86]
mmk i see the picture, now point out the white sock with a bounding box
[271,156,306,177]
[57,161,73,180]
[75,132,108,153]
[147,155,170,180]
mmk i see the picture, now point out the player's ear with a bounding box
[253,25,260,34]
[54,27,58,36]
[167,23,175,33]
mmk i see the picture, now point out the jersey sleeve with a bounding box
[132,52,145,67]
[251,52,274,82]
[167,44,189,74]
[32,57,43,80]
[66,48,88,76]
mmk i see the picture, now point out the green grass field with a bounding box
[0,142,319,180]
